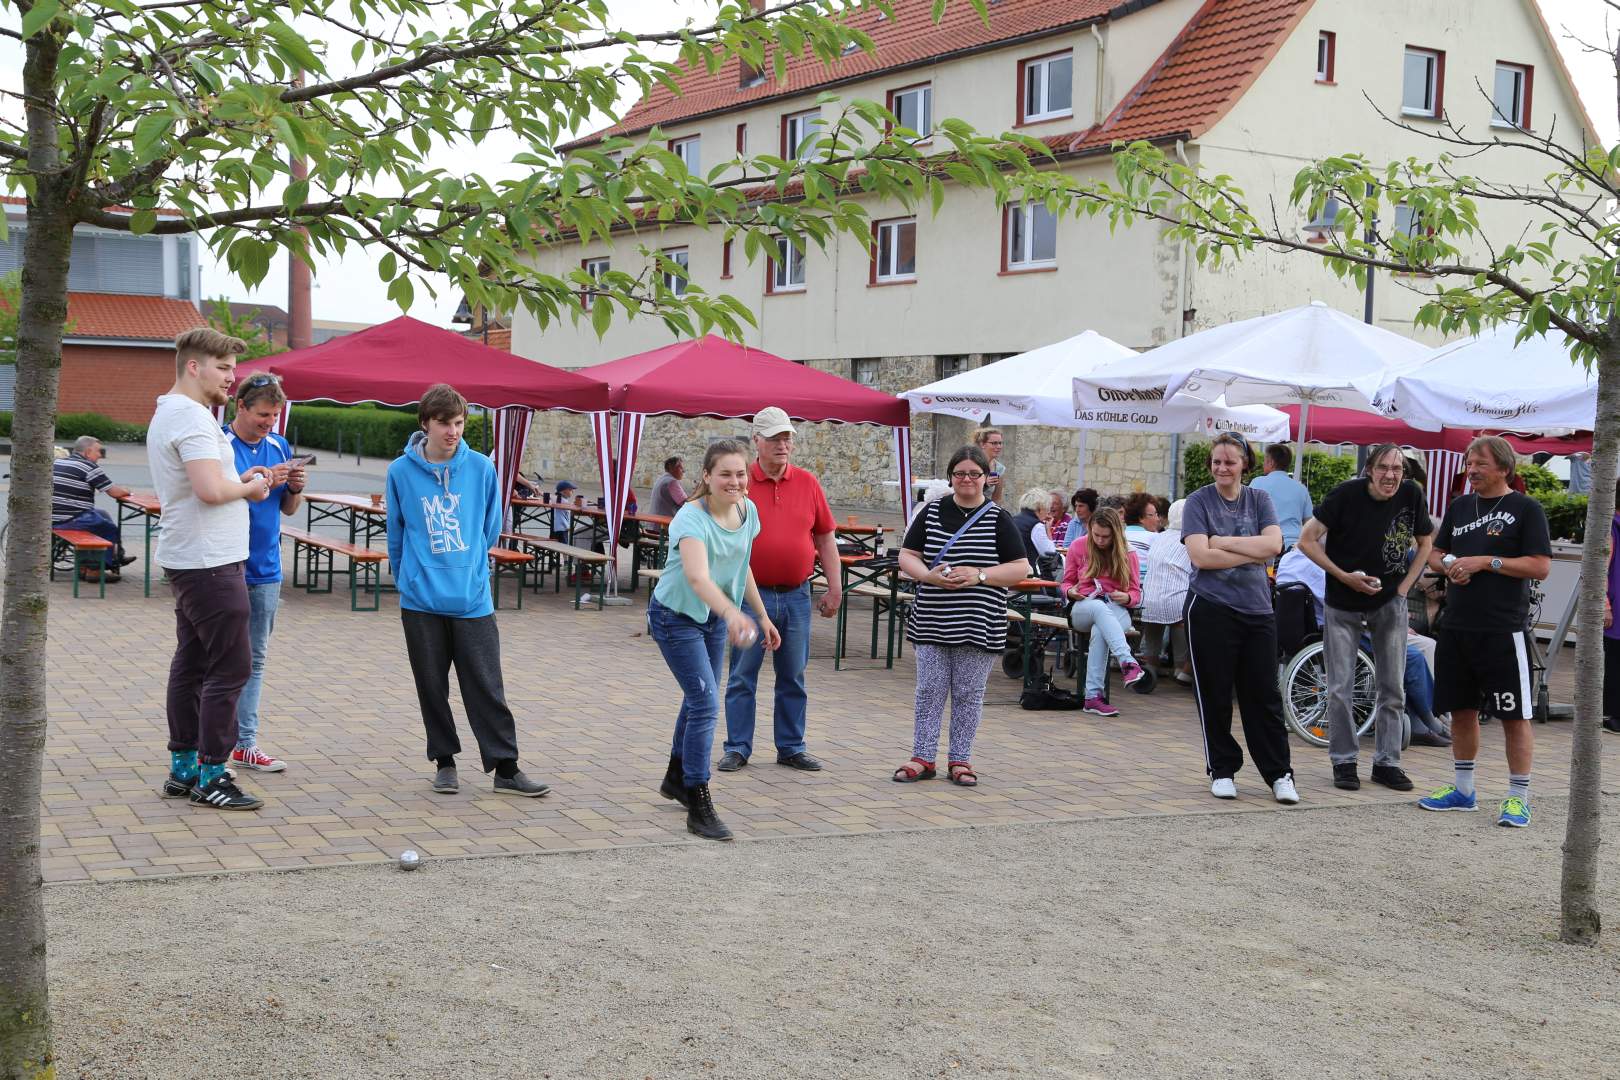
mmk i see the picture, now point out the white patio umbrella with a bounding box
[1073,301,1432,476]
[1370,322,1595,434]
[901,330,1290,482]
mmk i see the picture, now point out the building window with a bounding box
[580,256,609,309]
[937,355,969,380]
[887,83,932,140]
[1304,196,1342,243]
[1492,62,1532,128]
[1316,32,1335,83]
[852,358,880,386]
[670,136,700,174]
[740,61,765,89]
[1019,51,1073,124]
[871,217,917,284]
[1402,46,1444,119]
[767,236,806,293]
[660,247,689,296]
[781,109,822,160]
[735,122,748,155]
[1004,203,1057,270]
[721,238,733,280]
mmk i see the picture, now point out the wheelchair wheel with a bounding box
[1001,648,1024,680]
[1280,642,1376,747]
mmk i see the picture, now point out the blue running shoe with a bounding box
[1418,784,1478,812]
[1497,796,1530,828]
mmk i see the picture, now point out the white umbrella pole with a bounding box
[1293,401,1310,480]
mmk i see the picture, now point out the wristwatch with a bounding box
[1490,557,1503,572]
[976,569,987,585]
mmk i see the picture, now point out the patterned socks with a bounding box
[198,761,226,788]
[171,750,199,784]
[1452,759,1476,797]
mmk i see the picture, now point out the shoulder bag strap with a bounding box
[929,501,996,569]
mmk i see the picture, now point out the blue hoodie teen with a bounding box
[386,438,501,618]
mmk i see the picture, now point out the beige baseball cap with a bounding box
[752,406,795,439]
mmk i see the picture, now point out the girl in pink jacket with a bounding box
[1060,507,1146,715]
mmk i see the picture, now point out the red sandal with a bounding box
[892,757,936,783]
[948,761,978,787]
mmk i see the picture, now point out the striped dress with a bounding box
[906,499,1014,653]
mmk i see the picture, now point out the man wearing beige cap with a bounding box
[720,406,843,772]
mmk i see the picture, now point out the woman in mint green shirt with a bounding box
[649,438,779,841]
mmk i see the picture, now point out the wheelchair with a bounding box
[1274,582,1409,749]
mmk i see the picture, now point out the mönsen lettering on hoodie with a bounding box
[386,437,502,619]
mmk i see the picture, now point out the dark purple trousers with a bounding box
[164,561,252,765]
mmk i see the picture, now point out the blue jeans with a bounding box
[648,597,727,786]
[1069,597,1134,698]
[55,508,122,567]
[724,582,811,759]
[1403,641,1435,723]
[235,581,281,749]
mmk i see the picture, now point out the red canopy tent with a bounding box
[577,335,913,567]
[236,316,612,525]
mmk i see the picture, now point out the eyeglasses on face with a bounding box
[951,470,985,480]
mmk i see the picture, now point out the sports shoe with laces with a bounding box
[1082,696,1120,717]
[1210,777,1237,799]
[188,774,263,811]
[1418,784,1478,812]
[1272,776,1300,804]
[1120,661,1146,687]
[160,771,194,799]
[1369,764,1414,791]
[230,745,287,772]
[1497,796,1531,828]
[1332,763,1360,790]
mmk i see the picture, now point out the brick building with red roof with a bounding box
[522,0,1600,504]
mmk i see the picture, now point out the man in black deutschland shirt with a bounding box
[1418,437,1551,828]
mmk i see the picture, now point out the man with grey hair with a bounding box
[51,434,135,579]
[720,406,842,773]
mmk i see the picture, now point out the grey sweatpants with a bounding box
[911,644,997,763]
[400,610,521,773]
[1323,595,1408,768]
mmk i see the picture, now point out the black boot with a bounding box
[659,756,689,806]
[684,783,733,841]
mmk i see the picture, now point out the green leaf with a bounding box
[377,252,397,281]
[22,0,60,39]
[128,210,157,235]
[132,113,174,163]
[262,17,325,74]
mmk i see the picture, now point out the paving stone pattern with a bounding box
[39,562,1582,883]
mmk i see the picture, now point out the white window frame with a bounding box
[580,256,609,310]
[1402,47,1442,119]
[1005,203,1057,270]
[1492,62,1530,129]
[670,135,700,174]
[660,247,689,296]
[1022,52,1074,123]
[852,358,880,386]
[874,218,917,283]
[782,109,822,161]
[937,355,970,380]
[890,84,933,141]
[770,236,806,292]
[1315,32,1335,83]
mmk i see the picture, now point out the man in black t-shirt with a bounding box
[1418,437,1551,828]
[1297,444,1433,793]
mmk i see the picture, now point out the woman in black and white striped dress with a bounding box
[892,445,1031,787]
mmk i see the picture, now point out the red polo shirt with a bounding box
[748,460,836,587]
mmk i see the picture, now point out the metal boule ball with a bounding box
[398,849,421,871]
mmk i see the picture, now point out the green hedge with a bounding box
[1517,461,1563,499]
[1181,442,1355,505]
[0,411,147,442]
[1535,492,1588,543]
[284,404,489,458]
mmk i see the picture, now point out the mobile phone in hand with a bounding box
[287,454,315,468]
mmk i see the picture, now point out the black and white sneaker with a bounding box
[188,774,264,811]
[160,772,194,799]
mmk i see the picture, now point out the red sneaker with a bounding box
[230,745,287,773]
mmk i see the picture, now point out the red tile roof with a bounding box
[0,195,186,217]
[65,293,206,342]
[568,0,1129,146]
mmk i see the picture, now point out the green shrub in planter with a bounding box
[1534,492,1588,543]
[1518,462,1563,499]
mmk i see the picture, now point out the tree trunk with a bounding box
[0,24,70,1080]
[1558,328,1620,945]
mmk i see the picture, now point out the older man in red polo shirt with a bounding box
[719,406,843,772]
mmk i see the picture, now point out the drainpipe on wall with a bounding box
[1169,140,1197,499]
[1090,24,1107,127]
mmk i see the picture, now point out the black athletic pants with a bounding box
[400,610,521,773]
[1185,594,1294,784]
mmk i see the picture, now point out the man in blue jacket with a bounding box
[386,384,550,798]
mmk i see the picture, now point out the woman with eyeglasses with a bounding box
[892,445,1031,787]
[1182,432,1298,805]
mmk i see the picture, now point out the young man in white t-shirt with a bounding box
[149,327,275,811]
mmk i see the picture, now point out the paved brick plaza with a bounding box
[38,562,1586,883]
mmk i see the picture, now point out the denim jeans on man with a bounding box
[55,507,123,567]
[1324,593,1407,767]
[1068,597,1135,698]
[648,597,728,785]
[723,582,811,759]
[235,581,280,749]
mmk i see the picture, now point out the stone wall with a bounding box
[523,354,1184,509]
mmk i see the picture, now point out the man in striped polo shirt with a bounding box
[51,435,136,578]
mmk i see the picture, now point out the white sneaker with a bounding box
[1210,777,1237,799]
[1272,776,1300,804]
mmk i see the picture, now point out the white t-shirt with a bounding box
[147,393,248,569]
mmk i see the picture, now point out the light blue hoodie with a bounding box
[386,438,500,618]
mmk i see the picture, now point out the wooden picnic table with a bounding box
[834,520,889,555]
[304,491,387,546]
[1008,578,1065,695]
[113,492,161,596]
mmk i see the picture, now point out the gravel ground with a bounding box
[48,795,1620,1080]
